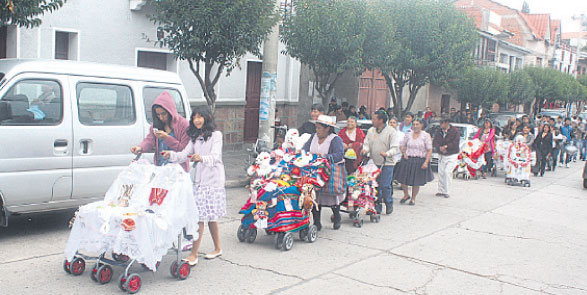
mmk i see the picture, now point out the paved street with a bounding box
[0,162,586,295]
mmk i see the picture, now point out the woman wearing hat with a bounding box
[302,115,346,230]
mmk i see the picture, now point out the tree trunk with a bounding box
[403,85,421,116]
[187,59,223,113]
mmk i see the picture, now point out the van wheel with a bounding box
[0,199,7,227]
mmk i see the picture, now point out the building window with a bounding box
[486,39,497,62]
[54,31,79,60]
[516,58,523,69]
[536,57,543,66]
[137,50,176,72]
[499,53,508,64]
[0,25,18,59]
[509,56,516,72]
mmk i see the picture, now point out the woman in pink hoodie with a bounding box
[473,119,496,179]
[130,91,190,172]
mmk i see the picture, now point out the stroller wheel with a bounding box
[246,228,257,243]
[298,228,308,241]
[125,273,142,294]
[177,261,190,280]
[353,218,363,228]
[370,214,380,223]
[306,225,318,243]
[70,257,85,276]
[170,261,179,278]
[118,274,127,291]
[274,233,284,249]
[90,263,100,282]
[281,232,294,251]
[63,259,71,274]
[237,224,247,242]
[97,265,113,284]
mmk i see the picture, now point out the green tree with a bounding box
[281,0,366,105]
[451,66,509,108]
[508,69,535,106]
[148,0,278,111]
[577,74,587,88]
[363,0,477,118]
[525,67,560,113]
[1,0,65,28]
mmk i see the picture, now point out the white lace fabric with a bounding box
[64,161,199,271]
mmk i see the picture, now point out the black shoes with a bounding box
[385,203,393,215]
[332,206,342,230]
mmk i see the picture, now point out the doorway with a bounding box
[244,61,262,142]
[441,94,450,115]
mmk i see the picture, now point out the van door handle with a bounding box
[80,139,92,155]
[54,139,68,147]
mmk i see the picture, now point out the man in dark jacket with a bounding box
[433,118,460,198]
[299,103,325,135]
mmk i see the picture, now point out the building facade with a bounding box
[0,0,303,150]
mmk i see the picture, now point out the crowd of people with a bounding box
[296,100,586,231]
[126,94,585,263]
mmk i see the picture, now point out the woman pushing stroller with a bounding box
[162,105,227,266]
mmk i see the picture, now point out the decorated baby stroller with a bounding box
[239,151,330,251]
[63,160,198,294]
[454,139,486,180]
[505,136,536,187]
[492,136,511,177]
[338,159,382,227]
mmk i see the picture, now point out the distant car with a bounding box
[425,123,479,170]
[538,109,567,119]
[485,112,525,129]
[334,119,372,134]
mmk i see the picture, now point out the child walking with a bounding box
[163,105,226,266]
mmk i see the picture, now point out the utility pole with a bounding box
[258,0,281,150]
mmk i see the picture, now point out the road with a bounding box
[0,162,586,295]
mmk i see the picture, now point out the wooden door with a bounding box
[441,95,450,114]
[358,69,388,115]
[0,26,6,59]
[244,61,262,142]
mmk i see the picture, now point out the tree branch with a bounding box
[188,59,210,103]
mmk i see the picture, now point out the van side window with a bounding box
[77,83,135,126]
[143,87,186,123]
[0,79,63,126]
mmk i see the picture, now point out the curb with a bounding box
[225,179,249,189]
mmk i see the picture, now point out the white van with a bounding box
[0,59,191,226]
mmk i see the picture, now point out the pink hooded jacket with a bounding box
[138,92,190,172]
[473,127,496,155]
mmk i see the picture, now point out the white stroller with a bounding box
[63,160,198,293]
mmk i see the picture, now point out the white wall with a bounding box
[15,0,301,104]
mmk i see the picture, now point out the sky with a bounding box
[496,0,586,32]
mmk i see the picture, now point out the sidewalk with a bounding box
[223,150,250,188]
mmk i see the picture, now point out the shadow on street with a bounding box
[0,209,75,240]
